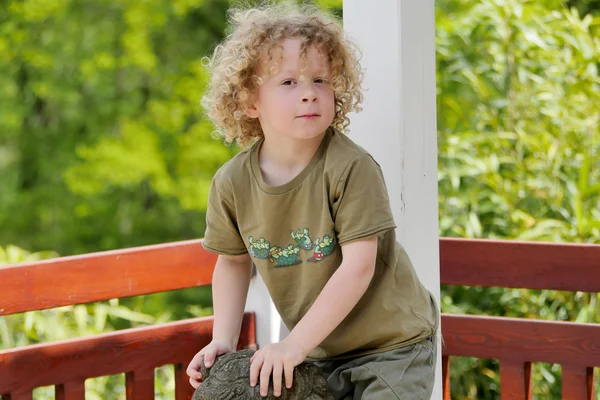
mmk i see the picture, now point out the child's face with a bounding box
[246,38,335,141]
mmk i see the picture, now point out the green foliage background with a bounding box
[436,1,600,398]
[0,0,598,398]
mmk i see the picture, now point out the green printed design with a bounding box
[248,236,271,259]
[248,230,335,265]
[307,233,335,263]
[270,244,301,267]
[291,228,314,250]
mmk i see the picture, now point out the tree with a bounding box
[568,0,600,15]
[0,0,235,256]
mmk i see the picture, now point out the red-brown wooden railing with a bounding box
[440,238,600,400]
[2,237,599,399]
[0,239,256,400]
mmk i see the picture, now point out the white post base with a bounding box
[244,267,286,348]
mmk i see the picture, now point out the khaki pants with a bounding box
[312,337,436,400]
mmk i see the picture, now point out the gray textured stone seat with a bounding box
[192,349,333,400]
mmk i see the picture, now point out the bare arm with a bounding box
[285,236,378,354]
[248,237,378,396]
[211,253,253,349]
[187,252,252,388]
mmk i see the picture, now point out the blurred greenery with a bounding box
[0,0,599,398]
[568,0,600,15]
[437,0,600,398]
[0,0,241,256]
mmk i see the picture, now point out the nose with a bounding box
[301,83,318,103]
[302,94,318,103]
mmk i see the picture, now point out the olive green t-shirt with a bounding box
[203,128,438,360]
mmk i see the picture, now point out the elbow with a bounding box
[346,260,376,285]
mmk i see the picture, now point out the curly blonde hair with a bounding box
[201,2,364,148]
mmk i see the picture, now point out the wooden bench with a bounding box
[440,238,600,400]
[2,237,599,399]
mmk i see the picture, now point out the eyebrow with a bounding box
[278,69,330,77]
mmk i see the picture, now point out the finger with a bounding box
[260,362,273,397]
[185,366,197,378]
[272,362,283,397]
[189,377,201,389]
[284,362,294,389]
[250,355,263,387]
[186,353,204,377]
[204,348,216,368]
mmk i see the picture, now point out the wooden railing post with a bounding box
[442,356,451,400]
[562,365,595,400]
[174,363,195,400]
[125,369,155,400]
[500,361,532,400]
[55,380,86,400]
[4,392,31,400]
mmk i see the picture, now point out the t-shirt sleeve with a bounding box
[202,172,248,255]
[333,154,397,245]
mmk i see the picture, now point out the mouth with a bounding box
[297,114,320,118]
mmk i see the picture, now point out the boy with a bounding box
[186,3,438,399]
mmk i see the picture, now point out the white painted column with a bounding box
[244,266,287,348]
[344,0,441,398]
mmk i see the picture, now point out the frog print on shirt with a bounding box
[307,233,336,263]
[247,229,336,267]
[269,244,302,266]
[248,236,272,260]
[291,228,314,250]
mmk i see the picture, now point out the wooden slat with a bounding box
[125,369,155,400]
[3,392,30,400]
[3,391,30,400]
[5,393,30,400]
[0,313,255,394]
[175,362,196,400]
[0,239,217,316]
[440,238,600,292]
[55,381,86,400]
[442,355,450,400]
[562,365,595,400]
[500,361,531,400]
[3,237,598,317]
[441,314,600,367]
[172,310,256,400]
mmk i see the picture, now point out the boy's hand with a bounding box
[186,339,234,388]
[249,338,308,397]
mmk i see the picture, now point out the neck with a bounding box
[260,131,326,169]
[257,131,327,186]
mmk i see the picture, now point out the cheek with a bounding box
[265,89,293,107]
[274,92,297,111]
[321,89,335,109]
[320,85,334,98]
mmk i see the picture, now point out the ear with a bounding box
[245,94,260,119]
[246,103,259,119]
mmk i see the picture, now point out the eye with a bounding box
[314,78,328,84]
[281,79,296,86]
